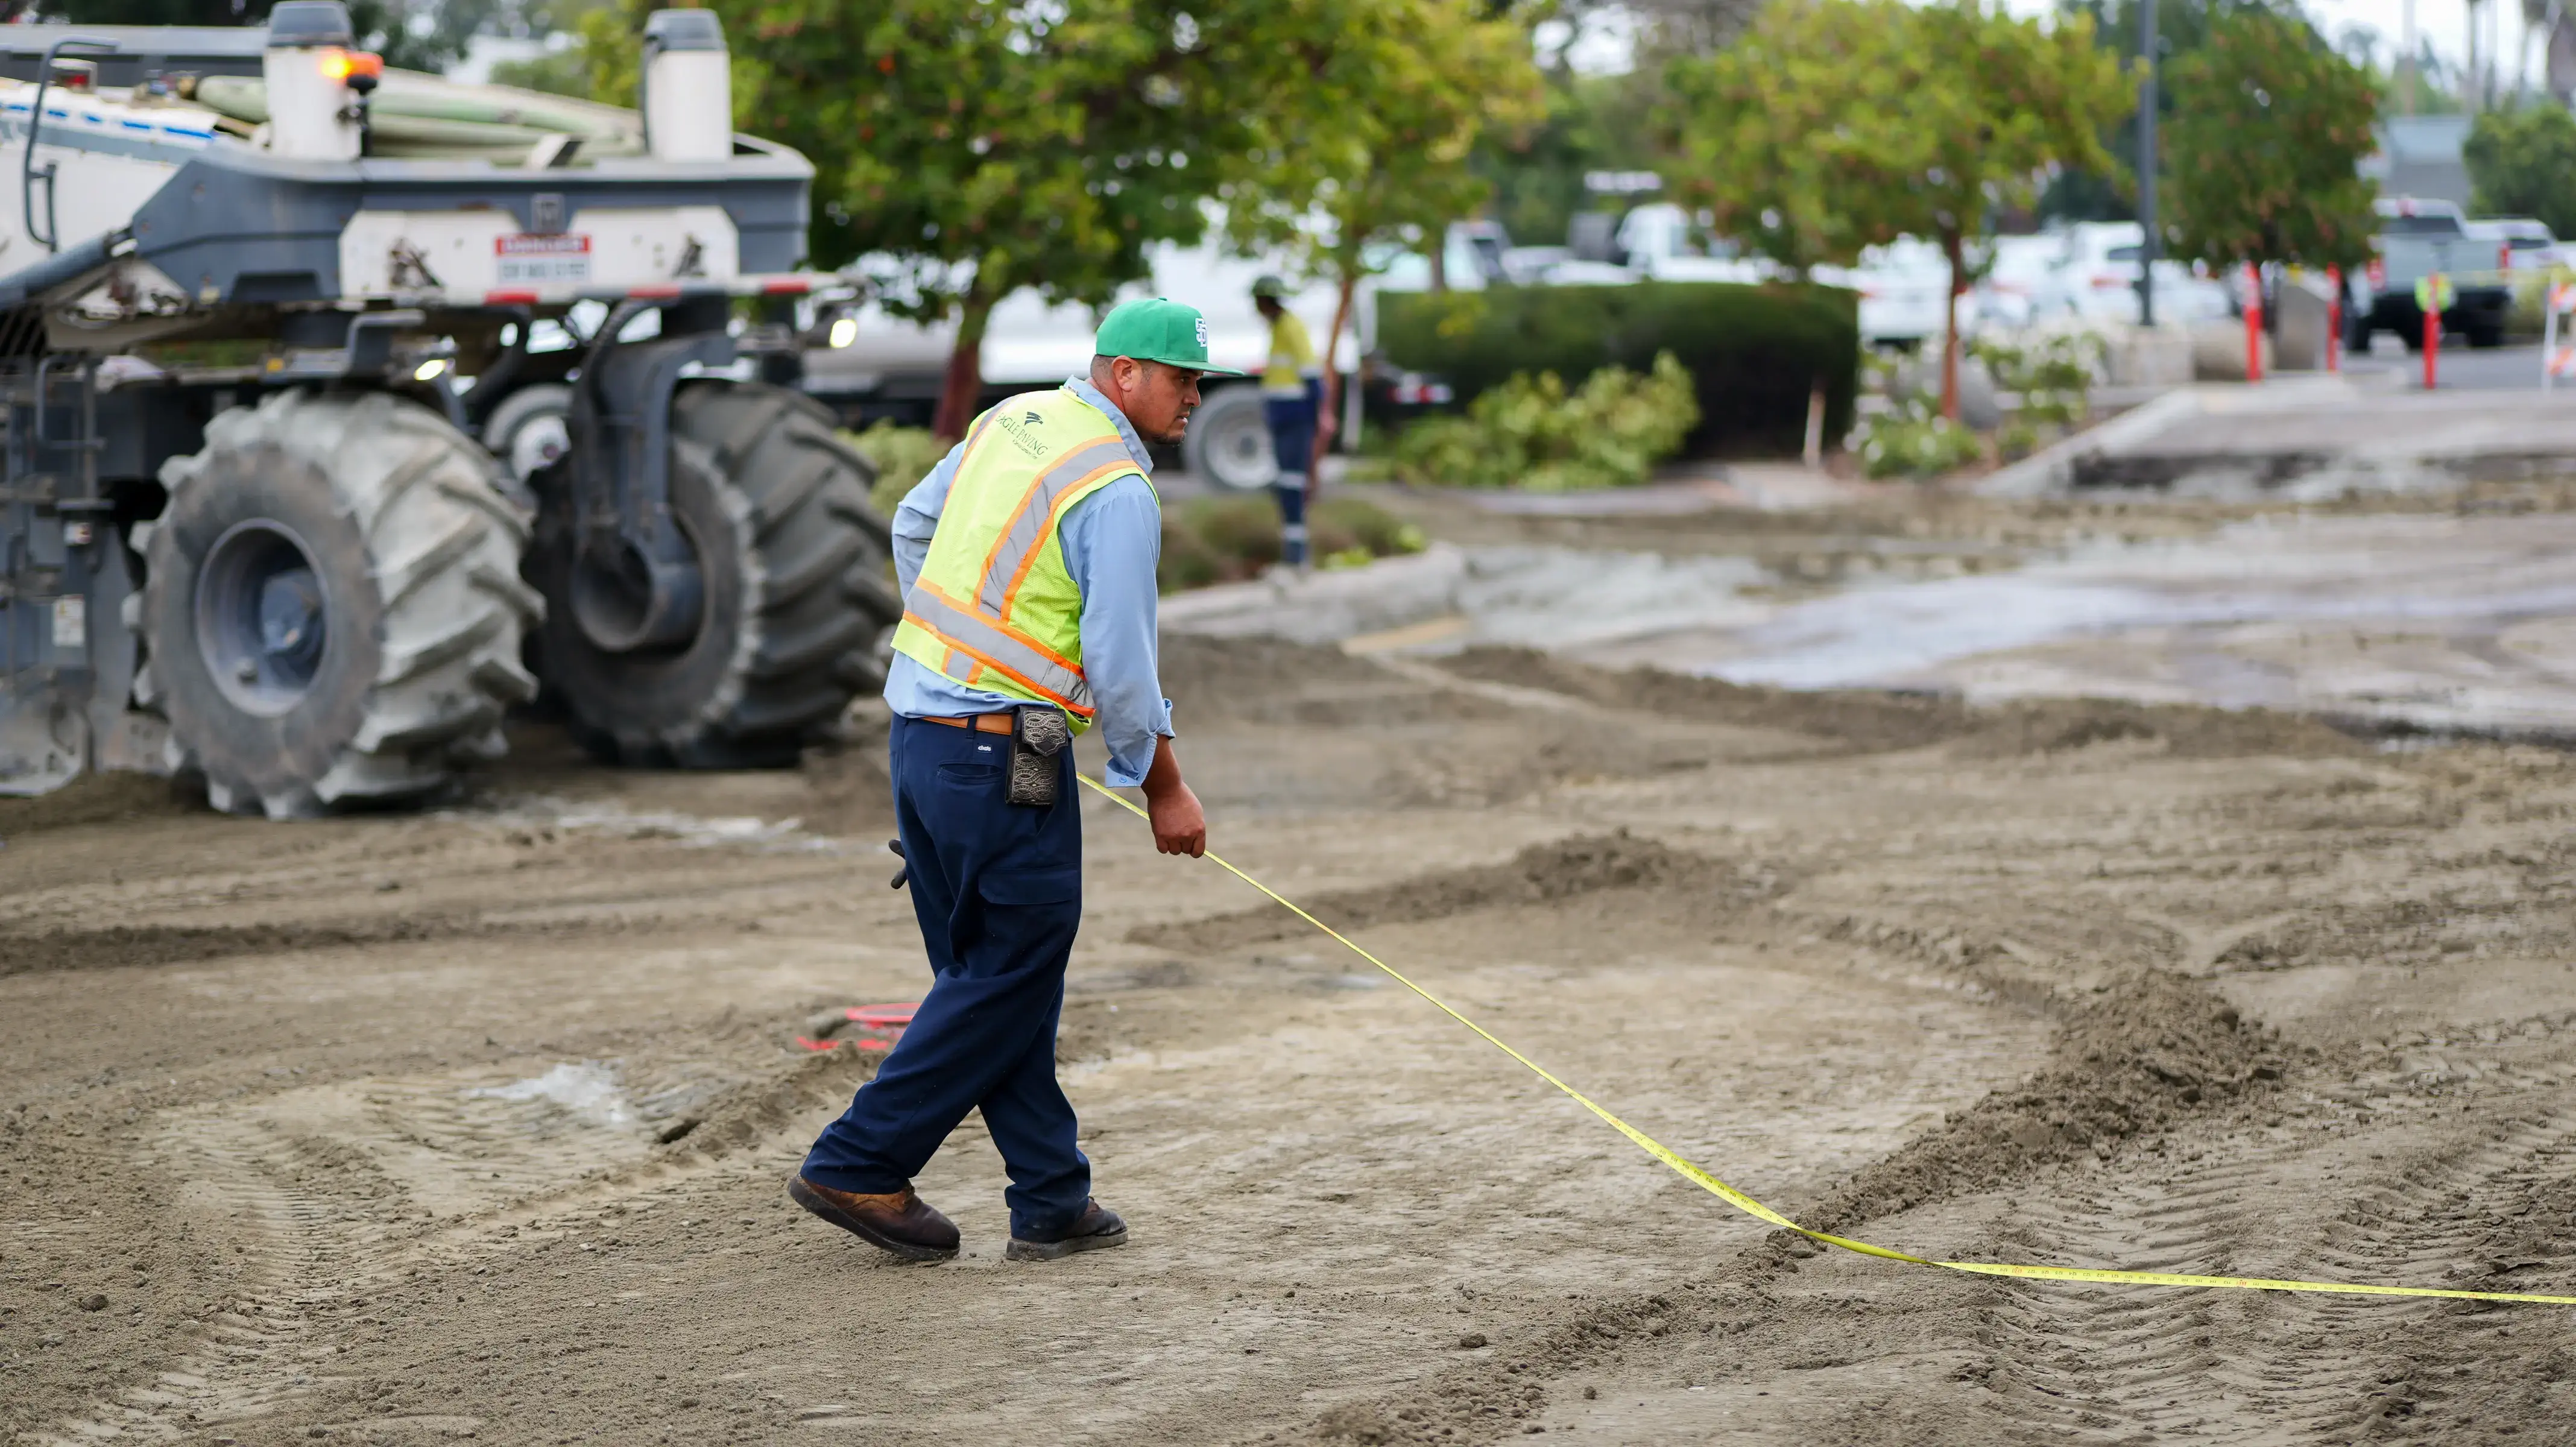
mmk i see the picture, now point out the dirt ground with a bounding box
[8,497,2576,1445]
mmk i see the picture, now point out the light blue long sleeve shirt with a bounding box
[882,376,1173,788]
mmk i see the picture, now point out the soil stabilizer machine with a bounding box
[0,2,898,813]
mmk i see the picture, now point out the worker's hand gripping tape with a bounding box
[1076,773,2576,1309]
[1008,707,1071,807]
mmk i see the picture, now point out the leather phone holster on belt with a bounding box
[1007,707,1070,807]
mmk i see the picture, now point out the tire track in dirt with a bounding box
[1283,968,2280,1446]
[26,1115,372,1443]
[21,1040,879,1443]
[1979,1089,2576,1445]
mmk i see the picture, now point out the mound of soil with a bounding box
[0,916,601,978]
[1796,969,2281,1238]
[1439,647,2364,760]
[660,1041,881,1159]
[1296,969,2285,1447]
[1161,633,1467,727]
[793,731,896,838]
[0,771,195,835]
[1131,831,1778,954]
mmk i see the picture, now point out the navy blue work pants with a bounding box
[1264,390,1317,566]
[801,715,1090,1238]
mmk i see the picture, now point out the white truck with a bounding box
[804,242,1369,493]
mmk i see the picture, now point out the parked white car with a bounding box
[2051,221,2233,326]
[1969,233,2072,330]
[1610,202,1772,283]
[1813,238,1954,348]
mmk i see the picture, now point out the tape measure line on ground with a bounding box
[1078,775,2576,1307]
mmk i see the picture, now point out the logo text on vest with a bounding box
[996,411,1051,459]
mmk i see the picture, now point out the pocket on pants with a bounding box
[937,761,1005,787]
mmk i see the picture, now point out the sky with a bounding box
[1546,0,2557,95]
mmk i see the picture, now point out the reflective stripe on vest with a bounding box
[888,388,1149,720]
[904,582,1096,714]
[977,437,1137,619]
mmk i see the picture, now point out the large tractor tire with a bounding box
[1180,383,1278,491]
[525,380,900,768]
[136,390,543,818]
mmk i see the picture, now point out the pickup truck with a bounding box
[2353,207,2513,350]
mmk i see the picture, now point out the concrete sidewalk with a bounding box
[1981,376,2576,499]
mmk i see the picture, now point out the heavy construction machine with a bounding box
[0,3,898,814]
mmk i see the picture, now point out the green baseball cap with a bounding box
[1093,297,1243,374]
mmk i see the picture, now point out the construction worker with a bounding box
[1252,274,1328,568]
[790,298,1223,1264]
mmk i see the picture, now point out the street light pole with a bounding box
[2139,0,2159,328]
[2402,0,2419,113]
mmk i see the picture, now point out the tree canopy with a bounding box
[1657,0,2129,415]
[2465,104,2576,239]
[1221,0,1541,287]
[560,0,1316,435]
[2162,5,2379,270]
[1220,0,1542,470]
[2038,0,2317,224]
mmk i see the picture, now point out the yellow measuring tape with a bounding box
[1081,775,2576,1307]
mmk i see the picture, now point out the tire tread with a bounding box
[142,388,537,815]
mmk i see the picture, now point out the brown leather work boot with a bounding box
[788,1176,961,1262]
[1005,1199,1128,1262]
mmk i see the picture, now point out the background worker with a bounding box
[790,298,1220,1264]
[1251,275,1330,569]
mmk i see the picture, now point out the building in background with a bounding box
[2364,116,2475,209]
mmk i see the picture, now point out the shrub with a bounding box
[1157,494,1426,593]
[1384,352,1700,490]
[842,422,952,518]
[2507,266,2575,339]
[1971,330,2103,460]
[1375,280,1858,455]
[1851,401,1986,479]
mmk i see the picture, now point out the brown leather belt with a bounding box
[921,712,1017,735]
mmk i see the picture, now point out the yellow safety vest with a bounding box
[889,387,1152,726]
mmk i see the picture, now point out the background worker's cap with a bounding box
[1094,297,1243,374]
[1250,274,1289,300]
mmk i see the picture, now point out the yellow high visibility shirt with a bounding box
[1261,311,1318,397]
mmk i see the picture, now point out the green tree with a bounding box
[2163,5,2379,270]
[548,0,1295,437]
[1659,0,2129,418]
[2039,0,2290,224]
[1474,69,1659,253]
[2466,104,2576,237]
[1222,0,1543,474]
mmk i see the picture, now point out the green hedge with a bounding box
[1375,281,1860,456]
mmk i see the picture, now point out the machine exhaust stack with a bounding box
[261,0,368,160]
[641,9,733,163]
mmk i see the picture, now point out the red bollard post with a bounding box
[2326,266,2343,374]
[2423,308,2440,389]
[2243,262,2264,382]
